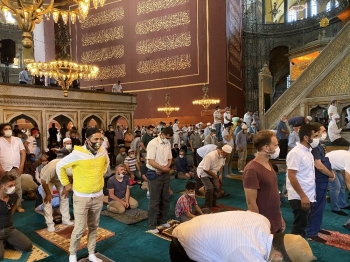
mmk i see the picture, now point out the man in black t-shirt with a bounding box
[0,174,32,260]
[105,125,116,167]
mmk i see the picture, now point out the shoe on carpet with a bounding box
[89,253,102,262]
[308,236,326,243]
[148,228,159,234]
[238,170,244,173]
[62,220,74,226]
[332,210,348,216]
[341,206,350,210]
[69,255,77,262]
[319,229,331,235]
[342,224,350,231]
[161,223,171,228]
[47,225,55,232]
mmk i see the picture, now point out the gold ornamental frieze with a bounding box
[137,54,191,74]
[136,32,191,55]
[80,7,125,30]
[98,64,126,80]
[82,26,124,46]
[135,11,190,35]
[137,0,189,15]
[81,45,124,63]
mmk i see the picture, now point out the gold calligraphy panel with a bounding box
[136,31,191,55]
[80,7,125,30]
[98,64,126,80]
[81,26,124,46]
[81,45,125,64]
[137,0,189,15]
[137,54,191,74]
[135,11,190,35]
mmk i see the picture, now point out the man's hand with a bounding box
[162,166,170,173]
[301,196,310,211]
[281,216,286,232]
[62,184,72,198]
[123,201,129,208]
[44,193,53,204]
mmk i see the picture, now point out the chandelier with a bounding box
[269,2,281,18]
[0,0,106,48]
[192,84,220,111]
[26,24,99,97]
[289,0,306,12]
[157,93,180,117]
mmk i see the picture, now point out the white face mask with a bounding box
[179,155,184,158]
[321,133,327,140]
[309,138,320,148]
[118,173,124,178]
[268,146,280,159]
[162,138,168,144]
[187,193,195,197]
[65,144,72,150]
[282,119,288,123]
[4,130,12,137]
[5,186,15,195]
[130,154,135,158]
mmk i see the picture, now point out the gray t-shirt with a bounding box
[107,176,129,201]
[276,121,288,140]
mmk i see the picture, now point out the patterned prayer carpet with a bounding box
[78,252,115,262]
[318,230,350,251]
[35,224,115,253]
[101,208,148,225]
[147,220,180,242]
[3,244,50,262]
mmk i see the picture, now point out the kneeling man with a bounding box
[107,164,138,214]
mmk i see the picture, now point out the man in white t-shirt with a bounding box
[112,81,123,93]
[286,124,319,237]
[327,99,338,119]
[213,106,222,140]
[223,107,231,125]
[197,145,231,208]
[243,111,253,127]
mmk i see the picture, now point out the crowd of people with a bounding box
[0,100,350,261]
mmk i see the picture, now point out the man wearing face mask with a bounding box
[306,123,336,242]
[203,128,220,146]
[189,128,201,167]
[197,145,232,209]
[0,123,26,213]
[288,116,313,127]
[0,174,33,260]
[176,149,195,180]
[116,147,127,166]
[327,113,349,146]
[107,164,138,214]
[140,125,155,160]
[286,124,319,237]
[25,128,38,155]
[276,115,289,160]
[56,128,109,262]
[235,124,251,172]
[328,99,338,119]
[243,131,285,233]
[213,106,222,140]
[146,127,173,233]
[288,126,300,149]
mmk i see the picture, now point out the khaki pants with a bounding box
[8,168,22,207]
[108,197,138,214]
[69,194,104,255]
[237,149,247,171]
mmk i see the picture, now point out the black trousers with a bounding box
[169,238,195,262]
[331,138,350,146]
[278,139,288,159]
[289,199,313,238]
[193,148,198,166]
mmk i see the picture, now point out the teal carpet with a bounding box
[12,172,350,261]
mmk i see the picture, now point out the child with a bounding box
[175,181,204,222]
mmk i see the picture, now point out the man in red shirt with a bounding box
[243,130,285,233]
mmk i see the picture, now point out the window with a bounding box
[304,3,308,19]
[288,10,297,22]
[287,75,291,89]
[311,0,318,16]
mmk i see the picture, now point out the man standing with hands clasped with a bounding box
[286,124,319,237]
[146,127,173,233]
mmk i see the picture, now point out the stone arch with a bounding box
[8,113,39,129]
[110,114,130,128]
[340,104,350,124]
[309,105,328,122]
[82,115,104,129]
[47,114,75,130]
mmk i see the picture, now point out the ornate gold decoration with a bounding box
[288,106,301,119]
[136,32,191,55]
[81,45,124,63]
[81,7,124,30]
[192,84,220,111]
[157,93,179,117]
[98,64,126,80]
[137,54,191,74]
[137,0,189,15]
[0,0,106,48]
[82,26,124,46]
[320,18,329,28]
[135,11,190,35]
[290,60,314,81]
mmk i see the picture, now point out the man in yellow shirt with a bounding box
[56,128,109,262]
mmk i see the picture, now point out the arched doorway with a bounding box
[310,106,327,125]
[83,115,103,129]
[269,46,289,102]
[9,114,39,131]
[110,115,129,129]
[51,114,75,129]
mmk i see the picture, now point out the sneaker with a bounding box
[332,210,348,216]
[69,255,77,262]
[88,253,102,262]
[47,225,55,232]
[148,228,159,234]
[62,220,74,226]
[161,223,171,228]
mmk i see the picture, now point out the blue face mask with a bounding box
[21,138,26,143]
[30,157,36,162]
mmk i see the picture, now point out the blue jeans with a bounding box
[329,170,348,211]
[306,184,327,237]
[214,123,221,140]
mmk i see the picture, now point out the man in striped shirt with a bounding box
[124,149,141,181]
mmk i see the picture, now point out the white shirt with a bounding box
[0,137,25,171]
[328,105,337,117]
[172,123,179,133]
[328,120,342,142]
[222,129,234,147]
[197,144,217,158]
[213,110,222,124]
[286,143,316,202]
[197,150,224,178]
[112,83,122,93]
[172,211,273,262]
[243,113,252,126]
[326,150,350,173]
[27,136,37,154]
[146,136,172,171]
[19,70,30,82]
[223,112,231,124]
